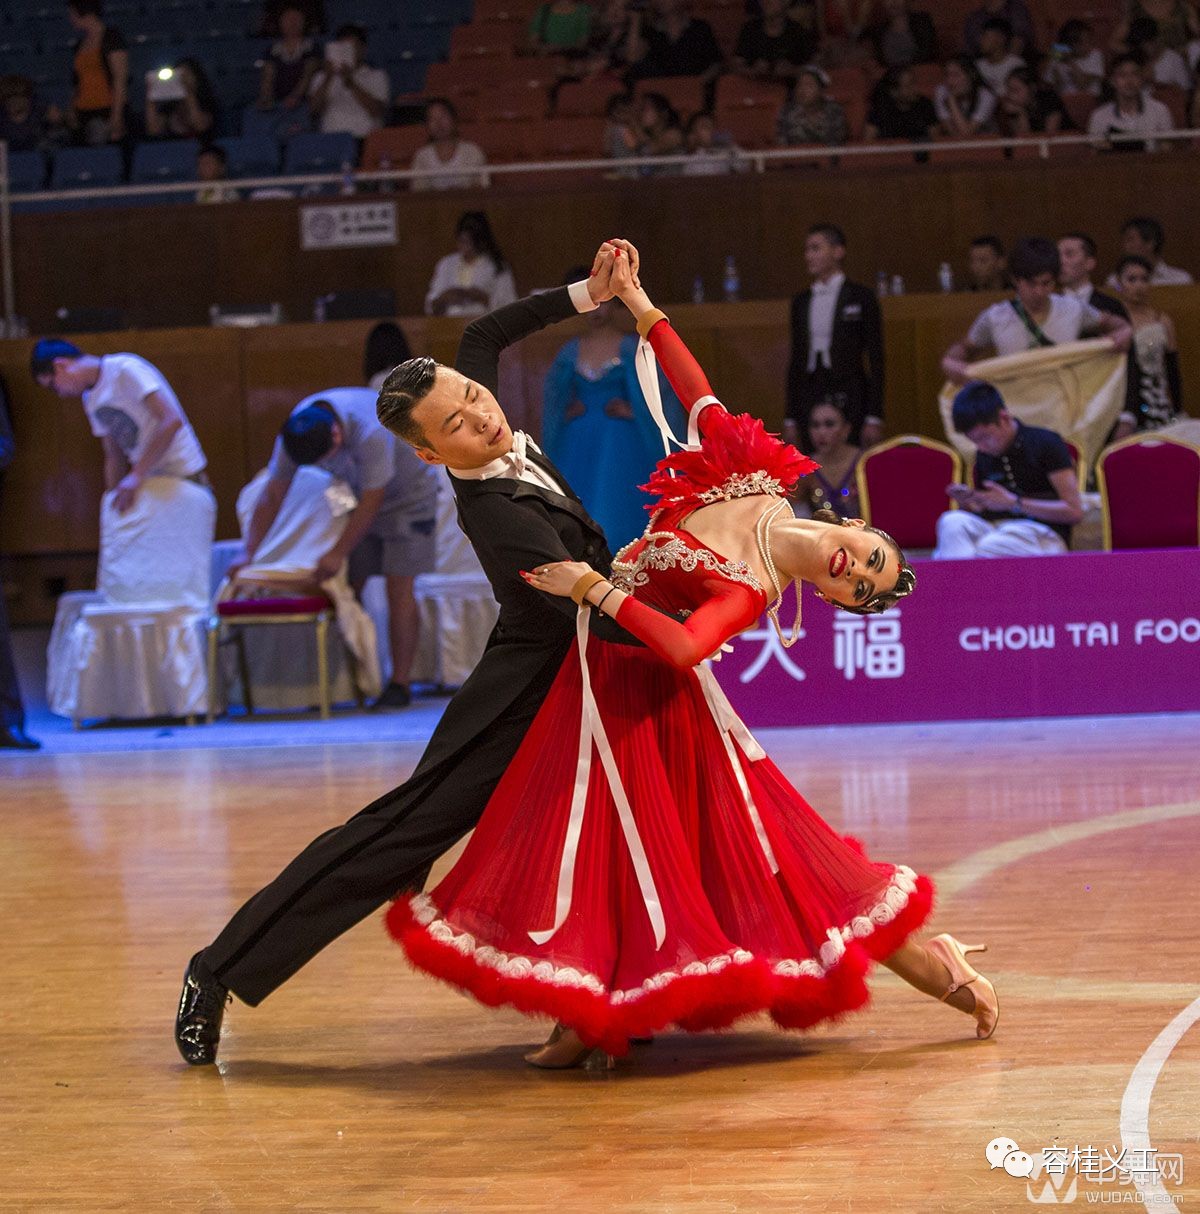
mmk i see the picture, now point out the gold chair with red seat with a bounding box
[1096,434,1200,550]
[856,435,964,550]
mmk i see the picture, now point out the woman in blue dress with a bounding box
[542,298,685,549]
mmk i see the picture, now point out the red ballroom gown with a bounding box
[387,314,935,1056]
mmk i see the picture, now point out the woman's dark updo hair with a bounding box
[811,507,917,615]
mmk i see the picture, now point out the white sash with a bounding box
[634,337,710,457]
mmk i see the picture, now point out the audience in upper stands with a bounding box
[1127,16,1194,86]
[144,59,218,141]
[819,0,876,65]
[1110,0,1199,52]
[528,0,596,55]
[777,66,849,146]
[424,211,518,318]
[866,0,938,68]
[994,66,1069,136]
[569,0,638,79]
[962,0,1035,57]
[1113,254,1188,437]
[1043,19,1105,95]
[966,235,1010,291]
[626,0,722,84]
[1107,216,1195,286]
[308,24,389,140]
[256,3,320,114]
[933,381,1083,559]
[863,66,937,140]
[681,111,744,174]
[731,0,817,82]
[410,98,488,191]
[935,56,997,137]
[196,145,237,203]
[974,18,1026,95]
[68,0,128,146]
[1086,54,1176,149]
[632,92,686,167]
[0,76,68,153]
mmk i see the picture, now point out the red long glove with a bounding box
[643,317,726,439]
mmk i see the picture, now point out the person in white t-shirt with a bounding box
[1127,15,1194,88]
[31,339,207,513]
[1105,215,1195,287]
[1043,18,1105,96]
[974,17,1025,95]
[1086,54,1176,149]
[425,211,518,318]
[308,23,389,139]
[410,97,489,191]
[942,236,1131,382]
[935,56,997,136]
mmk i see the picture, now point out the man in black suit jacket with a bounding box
[785,223,884,452]
[1057,232,1129,321]
[0,376,39,751]
[176,243,666,1063]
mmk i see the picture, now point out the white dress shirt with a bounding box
[806,272,845,372]
[1062,281,1095,305]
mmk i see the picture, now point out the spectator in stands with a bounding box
[603,91,639,162]
[730,0,817,83]
[1111,0,1200,53]
[144,58,218,141]
[67,0,128,146]
[31,340,210,515]
[942,237,1131,382]
[259,0,325,39]
[568,0,638,78]
[777,66,849,145]
[633,91,685,167]
[819,0,876,66]
[0,76,67,153]
[974,19,1025,96]
[1057,232,1129,318]
[256,3,320,114]
[962,0,1035,58]
[364,322,413,392]
[863,66,938,140]
[933,381,1083,559]
[242,392,439,710]
[1126,16,1194,87]
[967,234,1009,291]
[1106,216,1194,285]
[792,396,862,519]
[1043,19,1105,97]
[1113,254,1188,435]
[308,24,388,140]
[994,67,1068,136]
[935,56,997,136]
[196,144,238,203]
[786,223,885,449]
[1086,55,1176,150]
[626,0,722,86]
[681,110,744,174]
[410,98,488,191]
[425,211,518,318]
[528,0,596,55]
[866,0,938,69]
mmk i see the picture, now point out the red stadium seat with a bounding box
[714,75,789,113]
[716,104,779,149]
[1097,434,1200,549]
[1061,91,1099,132]
[556,75,627,117]
[449,22,518,62]
[633,76,707,119]
[475,80,551,122]
[360,125,429,169]
[1151,84,1188,128]
[533,115,607,159]
[856,436,965,549]
[463,120,534,162]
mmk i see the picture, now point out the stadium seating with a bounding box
[131,139,201,184]
[284,131,359,174]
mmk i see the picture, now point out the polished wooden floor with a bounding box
[2,714,1198,1213]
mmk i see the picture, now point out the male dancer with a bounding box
[176,241,664,1064]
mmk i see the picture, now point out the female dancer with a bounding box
[388,249,999,1067]
[1114,254,1186,436]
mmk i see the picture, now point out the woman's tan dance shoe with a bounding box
[524,1026,615,1070]
[926,934,999,1040]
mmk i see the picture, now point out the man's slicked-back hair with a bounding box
[30,338,83,380]
[1061,230,1097,259]
[281,402,337,465]
[807,222,846,249]
[951,380,1006,433]
[376,356,440,448]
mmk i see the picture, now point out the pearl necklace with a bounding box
[755,497,802,648]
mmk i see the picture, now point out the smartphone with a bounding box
[146,66,186,103]
[946,483,975,500]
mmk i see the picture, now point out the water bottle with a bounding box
[691,274,705,304]
[722,255,740,303]
[875,270,889,298]
[314,294,327,323]
[938,261,954,293]
[890,274,905,296]
[378,154,394,194]
[339,159,355,196]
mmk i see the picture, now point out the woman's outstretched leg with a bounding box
[881,935,999,1039]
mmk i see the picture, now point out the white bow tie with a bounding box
[505,430,529,477]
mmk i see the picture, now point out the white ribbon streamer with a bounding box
[530,608,667,950]
[695,664,779,874]
[635,337,710,458]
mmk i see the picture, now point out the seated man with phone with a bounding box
[308,23,389,140]
[933,381,1084,559]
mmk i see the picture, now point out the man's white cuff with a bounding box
[568,280,599,314]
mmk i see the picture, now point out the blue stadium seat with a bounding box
[284,131,357,174]
[372,25,452,62]
[217,134,280,178]
[389,60,430,95]
[51,145,124,190]
[131,139,201,184]
[7,150,47,193]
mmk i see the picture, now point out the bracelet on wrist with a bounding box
[570,570,606,605]
[596,585,617,614]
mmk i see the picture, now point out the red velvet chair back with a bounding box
[856,437,963,549]
[1097,436,1200,550]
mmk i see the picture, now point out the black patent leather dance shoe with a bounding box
[174,951,230,1066]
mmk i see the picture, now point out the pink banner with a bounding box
[712,550,1200,727]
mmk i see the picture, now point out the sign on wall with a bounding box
[713,550,1200,727]
[300,201,398,250]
